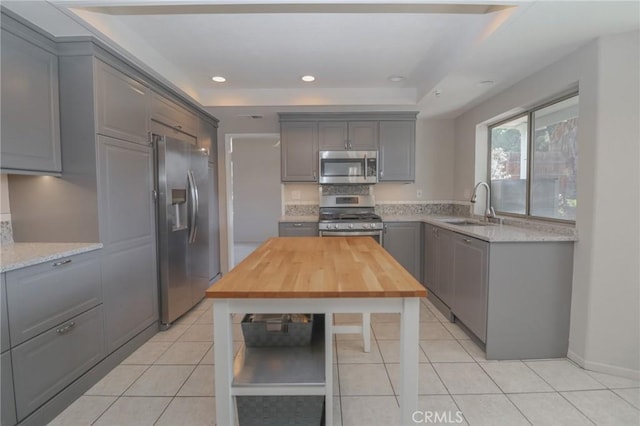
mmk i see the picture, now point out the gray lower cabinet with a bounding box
[383,222,422,282]
[278,222,319,237]
[1,351,17,426]
[423,224,453,306]
[280,121,318,182]
[451,234,489,343]
[12,305,105,421]
[97,136,158,353]
[0,17,61,174]
[1,274,10,353]
[95,59,149,145]
[5,252,102,346]
[379,120,415,182]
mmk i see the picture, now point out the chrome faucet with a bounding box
[471,182,496,221]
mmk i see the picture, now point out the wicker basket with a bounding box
[241,314,313,347]
[236,395,324,426]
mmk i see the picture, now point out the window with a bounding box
[489,94,578,221]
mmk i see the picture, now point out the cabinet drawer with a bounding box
[278,222,319,237]
[6,252,101,346]
[151,91,198,137]
[12,305,105,421]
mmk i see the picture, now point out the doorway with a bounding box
[227,134,281,266]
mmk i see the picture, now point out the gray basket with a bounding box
[241,314,313,347]
[236,395,324,426]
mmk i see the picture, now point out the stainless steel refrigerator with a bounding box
[153,134,209,327]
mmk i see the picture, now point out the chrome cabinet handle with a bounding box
[175,124,183,130]
[56,321,76,334]
[52,259,72,267]
[313,170,317,180]
[293,223,303,227]
[380,170,384,177]
[463,238,472,243]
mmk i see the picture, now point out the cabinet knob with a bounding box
[380,170,384,177]
[52,259,72,267]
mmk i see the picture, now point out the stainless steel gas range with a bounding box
[318,194,383,244]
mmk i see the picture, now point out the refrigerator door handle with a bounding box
[187,169,199,244]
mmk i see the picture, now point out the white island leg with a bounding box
[213,300,235,426]
[399,298,420,425]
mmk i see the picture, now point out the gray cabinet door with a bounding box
[318,121,348,150]
[208,163,221,281]
[97,136,158,352]
[281,122,318,182]
[278,222,319,237]
[423,225,453,306]
[5,252,101,346]
[379,120,415,182]
[199,118,218,164]
[1,274,9,353]
[1,351,16,426]
[95,60,149,145]
[383,222,422,281]
[12,306,105,421]
[0,28,61,173]
[151,91,198,137]
[451,234,489,342]
[348,121,378,150]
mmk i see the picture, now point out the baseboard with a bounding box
[568,349,640,380]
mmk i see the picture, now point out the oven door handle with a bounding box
[320,230,381,237]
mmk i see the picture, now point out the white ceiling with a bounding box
[3,1,639,118]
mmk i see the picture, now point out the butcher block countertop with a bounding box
[206,237,426,299]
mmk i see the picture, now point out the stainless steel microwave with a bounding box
[319,150,378,184]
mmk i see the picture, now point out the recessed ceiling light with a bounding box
[211,76,226,83]
[301,75,315,82]
[388,75,405,82]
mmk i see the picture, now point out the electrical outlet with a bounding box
[291,190,301,200]
[416,189,423,198]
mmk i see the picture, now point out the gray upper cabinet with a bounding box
[151,90,198,137]
[198,118,218,164]
[95,60,149,145]
[97,136,158,352]
[383,222,422,282]
[281,121,318,182]
[318,121,348,150]
[0,23,61,174]
[451,233,489,342]
[379,120,415,182]
[348,121,378,150]
[278,222,319,237]
[318,121,378,151]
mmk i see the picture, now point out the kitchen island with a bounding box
[206,236,426,425]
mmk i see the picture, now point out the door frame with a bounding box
[223,133,282,271]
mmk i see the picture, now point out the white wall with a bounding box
[453,30,640,378]
[232,137,281,243]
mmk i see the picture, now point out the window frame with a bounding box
[487,92,579,224]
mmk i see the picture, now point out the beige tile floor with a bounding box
[50,298,640,426]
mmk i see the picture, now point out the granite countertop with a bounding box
[382,215,577,243]
[0,242,103,273]
[279,215,319,222]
